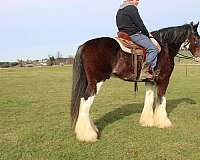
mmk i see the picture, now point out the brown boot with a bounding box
[139,63,154,81]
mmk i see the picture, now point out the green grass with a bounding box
[0,65,200,160]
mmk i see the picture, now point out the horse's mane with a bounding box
[152,24,192,45]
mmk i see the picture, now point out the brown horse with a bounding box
[71,22,200,142]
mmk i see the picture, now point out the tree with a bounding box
[56,51,62,59]
[48,56,55,66]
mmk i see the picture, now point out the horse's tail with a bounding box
[71,45,87,129]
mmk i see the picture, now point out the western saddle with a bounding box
[114,32,161,81]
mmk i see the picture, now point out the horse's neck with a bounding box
[153,25,190,51]
[168,44,182,57]
[164,31,188,57]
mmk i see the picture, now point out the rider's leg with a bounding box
[131,33,159,80]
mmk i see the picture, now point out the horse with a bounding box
[70,22,200,142]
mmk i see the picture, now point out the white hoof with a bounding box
[154,114,172,128]
[139,113,154,127]
[75,119,98,142]
[76,130,98,142]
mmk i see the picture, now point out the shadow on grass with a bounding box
[167,98,196,115]
[95,98,196,135]
[95,102,143,133]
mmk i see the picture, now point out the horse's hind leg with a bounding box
[75,81,103,142]
[140,82,155,127]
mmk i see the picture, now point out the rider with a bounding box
[116,0,159,81]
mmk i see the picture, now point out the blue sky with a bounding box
[0,0,200,61]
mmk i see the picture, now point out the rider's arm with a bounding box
[127,5,149,37]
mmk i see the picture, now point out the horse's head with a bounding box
[187,22,200,60]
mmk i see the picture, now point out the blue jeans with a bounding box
[131,33,158,69]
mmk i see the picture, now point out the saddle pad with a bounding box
[114,37,161,54]
[114,37,143,54]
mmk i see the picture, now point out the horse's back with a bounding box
[77,37,120,82]
[83,37,119,53]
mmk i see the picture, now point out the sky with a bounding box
[0,0,200,61]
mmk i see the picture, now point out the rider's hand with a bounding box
[149,33,154,38]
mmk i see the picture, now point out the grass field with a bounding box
[0,65,200,160]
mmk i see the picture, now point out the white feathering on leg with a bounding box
[75,82,103,142]
[96,82,103,94]
[75,96,98,142]
[140,82,154,127]
[154,96,172,128]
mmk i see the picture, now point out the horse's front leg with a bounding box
[154,82,172,128]
[140,82,155,127]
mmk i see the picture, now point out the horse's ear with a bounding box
[193,22,199,31]
[196,21,199,27]
[190,21,194,26]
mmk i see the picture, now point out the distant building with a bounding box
[55,57,74,65]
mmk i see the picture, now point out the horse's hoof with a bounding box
[140,120,154,127]
[139,113,154,127]
[154,116,172,128]
[139,118,154,127]
[75,121,98,142]
[75,128,98,142]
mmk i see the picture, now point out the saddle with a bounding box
[114,32,161,54]
[114,32,145,55]
[113,32,161,81]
